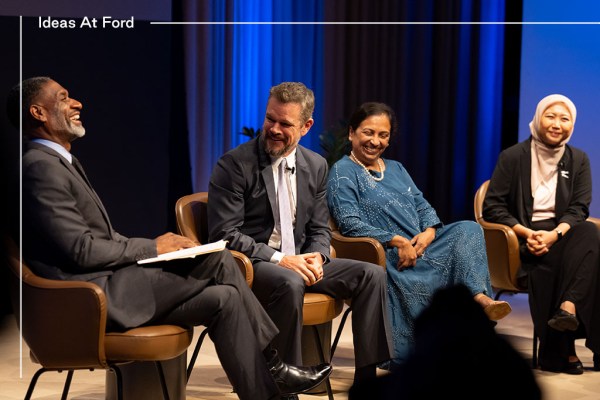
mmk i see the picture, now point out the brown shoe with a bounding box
[484,301,512,321]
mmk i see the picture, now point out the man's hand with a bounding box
[278,252,324,286]
[155,232,198,254]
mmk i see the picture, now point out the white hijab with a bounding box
[529,94,577,220]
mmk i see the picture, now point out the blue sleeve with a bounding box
[327,161,396,245]
[397,164,442,231]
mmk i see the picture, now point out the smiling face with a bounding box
[262,98,314,158]
[349,113,391,167]
[29,80,85,147]
[538,102,573,147]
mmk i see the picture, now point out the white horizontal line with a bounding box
[150,21,600,25]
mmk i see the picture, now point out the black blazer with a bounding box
[482,137,591,229]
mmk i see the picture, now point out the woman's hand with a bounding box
[525,230,553,256]
[525,235,547,256]
[527,229,564,256]
[390,235,418,269]
[410,228,436,257]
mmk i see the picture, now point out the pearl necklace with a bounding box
[350,151,384,182]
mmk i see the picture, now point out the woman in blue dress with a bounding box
[327,102,511,365]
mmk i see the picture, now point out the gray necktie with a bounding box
[278,159,295,255]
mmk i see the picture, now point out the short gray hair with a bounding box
[269,82,314,124]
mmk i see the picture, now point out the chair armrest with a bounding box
[4,234,109,369]
[330,231,386,268]
[230,250,253,288]
[19,275,108,369]
[587,216,600,230]
[477,218,522,292]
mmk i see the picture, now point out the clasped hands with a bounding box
[279,252,324,286]
[525,230,558,256]
[395,228,436,270]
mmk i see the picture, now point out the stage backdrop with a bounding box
[518,0,600,216]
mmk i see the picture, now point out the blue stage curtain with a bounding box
[179,0,509,221]
[453,1,505,218]
[181,0,324,192]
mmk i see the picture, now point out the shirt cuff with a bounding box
[271,251,285,264]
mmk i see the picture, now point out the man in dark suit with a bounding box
[9,76,331,400]
[208,82,393,397]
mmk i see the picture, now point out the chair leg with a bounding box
[155,361,171,400]
[24,368,49,400]
[532,332,539,368]
[330,307,352,359]
[494,290,508,301]
[311,325,335,400]
[111,365,124,400]
[60,370,74,400]
[24,368,75,400]
[187,327,209,382]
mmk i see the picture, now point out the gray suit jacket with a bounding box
[207,135,332,260]
[21,141,159,329]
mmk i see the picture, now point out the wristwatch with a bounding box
[555,229,563,241]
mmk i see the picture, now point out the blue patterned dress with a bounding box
[327,156,494,364]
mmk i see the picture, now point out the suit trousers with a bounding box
[252,257,392,368]
[141,250,280,400]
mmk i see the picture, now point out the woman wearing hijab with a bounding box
[483,94,600,374]
[327,102,511,368]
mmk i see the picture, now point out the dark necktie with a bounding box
[71,155,114,231]
[72,156,93,188]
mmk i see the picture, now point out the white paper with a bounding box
[137,240,228,264]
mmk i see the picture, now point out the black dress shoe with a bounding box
[280,395,299,400]
[268,357,332,395]
[541,360,584,375]
[564,360,584,375]
[548,309,579,332]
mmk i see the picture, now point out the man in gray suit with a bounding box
[9,77,331,400]
[208,82,393,398]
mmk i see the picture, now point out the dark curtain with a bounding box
[323,0,518,222]
[167,3,194,231]
[178,0,522,222]
[0,16,21,317]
